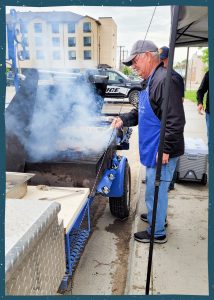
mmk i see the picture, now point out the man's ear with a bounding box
[146,52,152,62]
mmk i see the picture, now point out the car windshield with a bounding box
[115,70,129,80]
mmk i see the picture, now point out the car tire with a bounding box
[109,161,131,220]
[128,89,139,107]
[201,173,207,185]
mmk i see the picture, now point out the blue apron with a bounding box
[138,71,161,167]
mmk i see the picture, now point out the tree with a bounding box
[198,47,208,71]
[200,48,208,71]
[122,65,132,76]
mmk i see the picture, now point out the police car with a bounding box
[85,68,142,104]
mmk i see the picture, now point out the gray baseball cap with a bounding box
[123,40,158,66]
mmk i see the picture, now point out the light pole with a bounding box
[117,45,124,70]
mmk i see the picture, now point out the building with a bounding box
[186,52,207,89]
[6,11,117,71]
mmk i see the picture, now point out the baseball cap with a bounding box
[159,46,169,60]
[123,40,158,66]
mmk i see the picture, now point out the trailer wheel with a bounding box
[201,173,207,185]
[109,161,131,219]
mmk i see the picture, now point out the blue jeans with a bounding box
[206,112,209,144]
[145,157,179,237]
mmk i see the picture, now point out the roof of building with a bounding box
[6,11,85,24]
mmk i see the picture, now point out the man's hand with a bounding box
[197,103,204,115]
[111,116,123,129]
[156,153,170,164]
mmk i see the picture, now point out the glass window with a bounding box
[52,23,59,33]
[35,37,43,47]
[22,50,30,60]
[106,71,124,84]
[53,51,61,60]
[68,23,75,33]
[34,23,42,33]
[36,50,44,60]
[83,36,91,46]
[68,37,76,47]
[20,22,28,34]
[83,22,91,33]
[68,50,76,60]
[84,50,91,60]
[52,37,60,47]
[22,36,28,47]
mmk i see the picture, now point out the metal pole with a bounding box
[145,5,180,295]
[117,45,124,70]
[184,46,190,90]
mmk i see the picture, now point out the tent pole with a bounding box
[145,5,180,295]
[185,46,190,90]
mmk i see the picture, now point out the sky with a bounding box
[6,5,202,65]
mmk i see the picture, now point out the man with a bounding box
[159,46,185,191]
[112,40,185,244]
[159,46,169,68]
[197,71,209,143]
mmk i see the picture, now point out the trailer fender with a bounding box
[108,156,127,197]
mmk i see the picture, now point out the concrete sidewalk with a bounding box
[125,99,209,295]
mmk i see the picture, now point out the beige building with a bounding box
[186,52,207,89]
[6,11,117,71]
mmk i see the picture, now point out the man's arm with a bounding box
[197,72,209,111]
[111,108,138,128]
[162,75,185,156]
[119,108,138,127]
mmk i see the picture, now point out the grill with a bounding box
[6,69,118,188]
[24,145,116,189]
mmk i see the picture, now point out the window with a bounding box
[36,50,44,60]
[35,37,43,47]
[22,50,30,60]
[68,37,76,47]
[52,51,61,60]
[20,22,28,34]
[22,36,28,47]
[52,23,59,33]
[68,23,75,33]
[83,22,91,33]
[34,23,42,33]
[52,37,60,47]
[68,50,76,60]
[83,36,91,46]
[106,71,124,84]
[84,50,91,60]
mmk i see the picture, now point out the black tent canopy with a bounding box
[175,6,208,47]
[146,5,208,294]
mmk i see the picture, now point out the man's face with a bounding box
[131,52,155,79]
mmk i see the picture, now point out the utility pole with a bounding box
[122,49,128,61]
[117,45,124,70]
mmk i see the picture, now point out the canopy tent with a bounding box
[146,5,208,294]
[174,6,208,47]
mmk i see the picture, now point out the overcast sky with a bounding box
[6,5,201,65]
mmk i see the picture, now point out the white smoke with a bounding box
[24,72,115,161]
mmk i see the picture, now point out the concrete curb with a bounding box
[125,166,148,294]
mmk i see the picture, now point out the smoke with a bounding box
[12,71,116,162]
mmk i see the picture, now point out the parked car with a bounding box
[85,68,142,104]
[6,71,25,86]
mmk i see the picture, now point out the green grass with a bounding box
[184,90,197,103]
